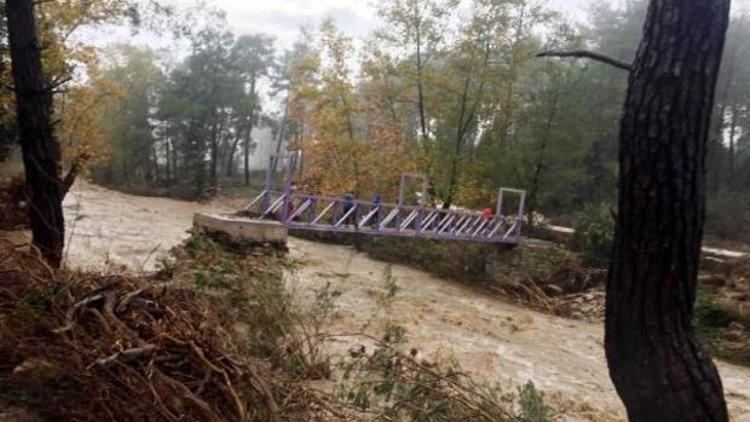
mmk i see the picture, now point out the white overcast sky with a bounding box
[83,0,750,56]
[87,0,592,52]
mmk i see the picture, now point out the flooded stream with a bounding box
[62,182,236,271]
[61,183,750,421]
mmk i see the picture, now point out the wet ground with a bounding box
[61,182,750,421]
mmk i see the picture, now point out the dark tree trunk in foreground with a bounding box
[6,0,66,267]
[606,0,730,420]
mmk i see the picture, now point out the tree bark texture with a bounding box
[605,0,730,420]
[416,25,427,142]
[6,0,65,267]
[243,126,252,186]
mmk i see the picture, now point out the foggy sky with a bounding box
[80,0,750,59]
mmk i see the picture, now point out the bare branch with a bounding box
[536,50,633,72]
[46,75,72,93]
[62,163,79,196]
[62,152,89,196]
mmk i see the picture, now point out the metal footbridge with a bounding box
[245,154,526,245]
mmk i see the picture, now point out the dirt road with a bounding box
[62,183,750,421]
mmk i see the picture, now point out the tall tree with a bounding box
[0,1,17,163]
[377,0,449,142]
[605,0,730,419]
[100,46,162,185]
[274,32,319,170]
[228,34,274,184]
[5,0,66,266]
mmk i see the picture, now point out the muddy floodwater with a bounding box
[62,183,236,271]
[62,183,750,421]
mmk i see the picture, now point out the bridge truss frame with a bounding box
[246,153,527,245]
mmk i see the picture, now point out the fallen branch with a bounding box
[115,287,148,313]
[53,293,105,333]
[88,344,157,369]
[536,50,633,71]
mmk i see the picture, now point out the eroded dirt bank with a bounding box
[61,183,750,421]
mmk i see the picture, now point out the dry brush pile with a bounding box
[0,238,335,421]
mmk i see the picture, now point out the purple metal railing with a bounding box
[243,153,526,245]
[246,190,525,244]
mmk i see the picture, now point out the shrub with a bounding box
[705,191,750,243]
[694,285,750,366]
[571,203,614,268]
[334,269,553,421]
[518,381,552,422]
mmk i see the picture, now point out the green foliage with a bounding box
[694,285,750,366]
[377,264,400,307]
[695,286,735,330]
[176,233,292,358]
[183,231,223,256]
[706,191,750,242]
[155,254,177,278]
[94,21,276,197]
[571,203,614,267]
[362,236,489,281]
[178,233,343,379]
[332,269,553,421]
[98,45,163,186]
[518,381,552,422]
[336,330,554,421]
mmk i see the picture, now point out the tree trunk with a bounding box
[443,42,490,211]
[277,108,288,154]
[243,126,252,186]
[122,156,129,183]
[707,102,727,195]
[528,89,559,228]
[226,135,240,177]
[165,135,171,185]
[6,0,65,267]
[243,118,257,186]
[443,74,472,210]
[728,109,737,188]
[341,93,355,142]
[415,24,427,142]
[271,108,288,176]
[171,139,178,183]
[605,0,730,420]
[209,122,219,187]
[708,49,735,194]
[242,78,258,186]
[151,145,159,184]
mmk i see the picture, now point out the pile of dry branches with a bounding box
[0,241,330,421]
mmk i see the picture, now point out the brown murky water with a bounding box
[62,182,238,271]
[62,182,750,421]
